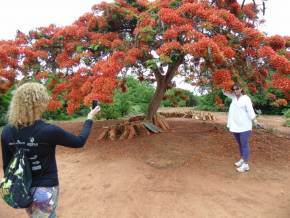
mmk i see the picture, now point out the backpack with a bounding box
[0,148,33,208]
[0,123,46,208]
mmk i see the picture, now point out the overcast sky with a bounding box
[0,0,288,91]
[0,0,289,40]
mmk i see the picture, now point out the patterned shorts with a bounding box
[25,186,59,218]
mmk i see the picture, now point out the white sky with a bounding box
[0,0,289,91]
[0,0,106,40]
[0,0,289,40]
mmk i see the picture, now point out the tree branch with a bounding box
[165,55,184,84]
[241,0,246,9]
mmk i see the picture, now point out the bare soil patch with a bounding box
[1,109,290,218]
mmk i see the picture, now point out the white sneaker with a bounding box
[234,159,244,167]
[236,163,250,173]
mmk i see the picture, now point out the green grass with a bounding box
[283,119,290,127]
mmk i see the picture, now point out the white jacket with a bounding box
[223,91,256,133]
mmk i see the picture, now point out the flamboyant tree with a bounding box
[0,0,289,120]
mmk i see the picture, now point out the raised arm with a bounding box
[222,89,235,99]
[49,106,100,148]
[49,119,93,148]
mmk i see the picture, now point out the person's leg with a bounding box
[239,130,252,162]
[236,130,252,172]
[233,132,243,158]
[25,186,59,218]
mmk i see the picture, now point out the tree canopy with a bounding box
[0,0,289,118]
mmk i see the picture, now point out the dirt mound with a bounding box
[1,115,290,218]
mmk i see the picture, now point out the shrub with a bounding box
[250,88,288,115]
[43,105,90,120]
[0,89,13,126]
[162,88,198,107]
[283,120,290,127]
[283,108,290,119]
[93,77,154,119]
[114,76,154,115]
[283,109,290,127]
[96,104,121,120]
[196,92,228,112]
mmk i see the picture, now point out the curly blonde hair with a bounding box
[8,82,50,128]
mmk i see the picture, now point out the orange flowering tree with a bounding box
[0,0,289,119]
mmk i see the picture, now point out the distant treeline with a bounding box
[0,77,289,126]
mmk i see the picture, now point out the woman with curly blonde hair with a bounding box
[7,82,51,128]
[1,82,100,217]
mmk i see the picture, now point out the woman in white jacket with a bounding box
[223,84,261,172]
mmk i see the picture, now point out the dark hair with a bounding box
[232,83,245,94]
[232,83,240,90]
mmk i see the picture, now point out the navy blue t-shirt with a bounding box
[1,119,93,187]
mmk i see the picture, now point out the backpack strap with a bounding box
[9,121,50,177]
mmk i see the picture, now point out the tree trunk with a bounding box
[146,56,184,121]
[147,76,167,121]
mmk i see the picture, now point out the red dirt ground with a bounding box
[1,109,290,218]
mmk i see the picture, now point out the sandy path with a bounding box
[0,111,289,218]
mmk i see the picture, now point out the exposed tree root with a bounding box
[97,114,169,140]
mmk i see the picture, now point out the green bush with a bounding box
[283,108,290,119]
[93,76,154,119]
[114,76,154,115]
[96,104,121,120]
[250,88,288,115]
[161,88,198,107]
[43,105,90,120]
[196,92,228,112]
[186,91,199,107]
[113,91,131,116]
[43,109,71,120]
[0,89,13,126]
[283,109,290,127]
[283,119,290,127]
[125,77,155,114]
